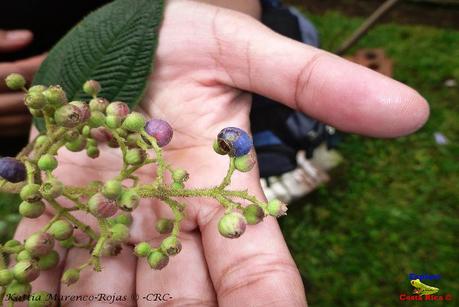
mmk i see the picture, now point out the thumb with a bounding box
[0,29,33,52]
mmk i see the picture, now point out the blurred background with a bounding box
[1,0,458,306]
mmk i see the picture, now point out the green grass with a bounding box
[280,10,459,306]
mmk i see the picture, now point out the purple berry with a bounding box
[144,119,173,147]
[217,127,253,157]
[0,157,26,183]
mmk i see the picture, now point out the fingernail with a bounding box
[6,30,31,41]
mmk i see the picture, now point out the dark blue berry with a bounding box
[0,157,26,183]
[144,119,173,147]
[217,127,253,157]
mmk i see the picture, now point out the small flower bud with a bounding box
[59,237,75,249]
[35,135,49,148]
[126,133,141,148]
[86,146,100,159]
[83,80,101,97]
[101,240,122,257]
[16,250,33,262]
[213,139,227,155]
[234,152,256,172]
[112,212,133,226]
[124,148,147,166]
[102,180,122,200]
[160,236,182,256]
[25,90,47,109]
[28,290,54,307]
[37,250,60,270]
[172,169,189,183]
[47,220,74,240]
[4,240,22,254]
[69,101,91,122]
[110,223,130,242]
[147,250,169,270]
[37,154,58,171]
[81,125,91,137]
[29,85,47,93]
[122,112,146,132]
[86,138,97,147]
[243,204,265,225]
[116,128,128,138]
[89,97,109,112]
[106,101,129,119]
[218,212,247,239]
[266,199,288,217]
[171,182,184,190]
[13,260,40,283]
[88,193,118,218]
[5,280,32,300]
[20,184,42,202]
[88,110,106,128]
[65,136,87,152]
[0,157,26,183]
[217,127,253,157]
[0,269,13,286]
[155,218,174,234]
[134,242,151,257]
[61,268,80,286]
[40,178,64,199]
[24,232,55,257]
[118,190,140,212]
[144,119,173,147]
[5,73,26,90]
[54,104,83,128]
[43,85,67,106]
[19,200,45,219]
[105,115,122,128]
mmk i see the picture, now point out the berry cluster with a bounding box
[0,74,287,305]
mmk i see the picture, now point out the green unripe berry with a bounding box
[86,146,100,159]
[102,180,122,200]
[83,80,101,97]
[13,260,40,283]
[86,138,97,147]
[29,85,46,93]
[213,139,227,155]
[88,193,118,218]
[24,232,55,257]
[126,133,141,148]
[147,250,169,270]
[106,101,129,118]
[64,129,79,142]
[47,220,74,240]
[35,135,49,147]
[116,128,128,138]
[61,268,80,286]
[38,154,58,171]
[82,125,91,137]
[218,212,247,239]
[88,110,106,128]
[266,199,288,217]
[155,218,174,234]
[134,242,151,257]
[124,148,146,166]
[160,236,182,256]
[0,269,13,286]
[112,213,133,226]
[171,182,184,190]
[19,201,45,219]
[89,97,109,112]
[16,250,33,262]
[110,223,130,242]
[242,204,265,225]
[65,136,87,152]
[28,290,54,307]
[118,190,140,212]
[59,237,75,249]
[105,115,122,129]
[101,240,123,257]
[5,280,32,299]
[25,90,47,109]
[54,104,83,128]
[43,85,67,106]
[5,73,26,90]
[121,112,145,132]
[20,184,41,202]
[69,101,91,122]
[37,250,60,270]
[40,178,64,199]
[4,239,22,254]
[172,169,189,183]
[234,153,256,172]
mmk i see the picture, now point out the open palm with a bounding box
[12,1,429,306]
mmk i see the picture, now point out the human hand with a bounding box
[0,30,45,137]
[12,1,429,306]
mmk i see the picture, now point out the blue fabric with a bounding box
[253,131,284,147]
[288,6,319,47]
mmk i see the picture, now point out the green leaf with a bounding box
[33,0,164,131]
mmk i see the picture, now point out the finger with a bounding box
[61,244,137,307]
[210,8,429,137]
[136,231,217,306]
[12,213,68,306]
[0,54,45,91]
[0,114,31,129]
[197,179,306,306]
[0,93,27,113]
[0,30,32,52]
